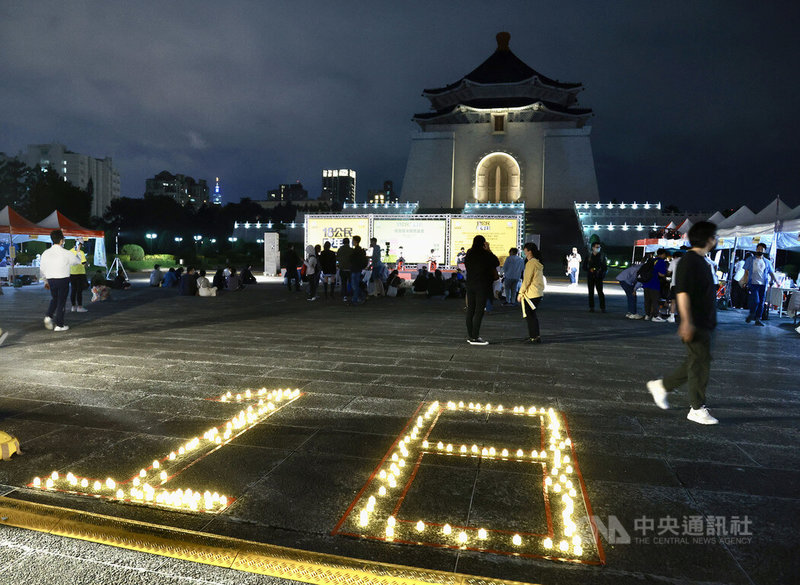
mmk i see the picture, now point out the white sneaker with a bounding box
[70,306,77,312]
[75,307,88,313]
[652,316,666,323]
[43,316,54,330]
[53,325,70,332]
[643,315,651,321]
[647,379,669,409]
[307,297,317,301]
[467,338,489,346]
[625,312,632,318]
[667,314,676,323]
[631,314,644,320]
[0,331,8,346]
[687,406,718,425]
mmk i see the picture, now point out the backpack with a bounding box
[636,257,656,283]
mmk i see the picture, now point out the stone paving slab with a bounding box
[0,279,798,584]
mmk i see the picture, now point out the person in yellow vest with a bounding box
[70,238,89,312]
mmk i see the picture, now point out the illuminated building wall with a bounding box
[22,142,121,218]
[321,169,356,204]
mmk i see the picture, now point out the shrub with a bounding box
[121,244,145,261]
[144,254,175,264]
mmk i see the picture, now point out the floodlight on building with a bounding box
[644,203,651,210]
[607,224,614,231]
[632,202,639,209]
[636,224,644,231]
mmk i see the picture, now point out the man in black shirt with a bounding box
[349,235,368,305]
[647,221,719,425]
[586,242,608,312]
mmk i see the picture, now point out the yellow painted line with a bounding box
[0,497,540,585]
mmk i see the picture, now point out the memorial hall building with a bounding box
[401,32,599,210]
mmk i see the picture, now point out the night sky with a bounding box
[2,1,799,213]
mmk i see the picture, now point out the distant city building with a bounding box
[212,177,223,205]
[367,180,397,205]
[321,169,356,204]
[144,170,209,207]
[268,181,308,202]
[21,142,120,218]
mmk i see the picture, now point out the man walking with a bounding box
[742,242,778,326]
[586,242,608,313]
[566,247,582,286]
[40,229,81,332]
[642,248,669,321]
[647,221,719,425]
[502,247,524,305]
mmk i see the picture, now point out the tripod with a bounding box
[106,257,128,281]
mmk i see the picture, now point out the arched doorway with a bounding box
[474,152,521,203]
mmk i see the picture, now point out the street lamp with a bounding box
[145,232,157,253]
[174,236,183,243]
[228,237,238,243]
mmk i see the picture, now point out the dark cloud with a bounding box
[1,1,799,212]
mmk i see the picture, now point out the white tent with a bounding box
[708,211,726,225]
[784,204,800,221]
[751,197,794,224]
[717,206,756,229]
[665,221,677,230]
[677,218,693,234]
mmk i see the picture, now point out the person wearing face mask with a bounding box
[647,221,720,425]
[585,242,608,313]
[742,243,778,326]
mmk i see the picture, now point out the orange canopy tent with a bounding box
[36,211,104,239]
[0,206,52,240]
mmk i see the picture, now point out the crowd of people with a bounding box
[148,263,257,297]
[10,222,796,429]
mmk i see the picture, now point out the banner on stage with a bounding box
[449,218,520,265]
[305,216,369,251]
[373,219,446,265]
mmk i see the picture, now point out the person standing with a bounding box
[304,245,319,301]
[742,243,778,326]
[730,256,747,309]
[283,244,301,292]
[518,242,545,343]
[566,247,582,286]
[40,229,81,332]
[349,235,368,305]
[502,248,524,306]
[647,221,719,425]
[616,262,643,319]
[336,237,353,301]
[318,241,338,299]
[586,242,608,313]
[464,235,497,345]
[642,248,669,321]
[69,238,89,313]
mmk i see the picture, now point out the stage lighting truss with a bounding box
[28,388,302,513]
[333,400,604,565]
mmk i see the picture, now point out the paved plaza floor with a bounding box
[0,278,797,585]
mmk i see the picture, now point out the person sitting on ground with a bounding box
[240,265,257,284]
[447,273,466,299]
[427,269,448,299]
[149,264,164,287]
[111,270,131,290]
[227,267,243,291]
[89,269,112,302]
[179,266,198,296]
[212,268,226,291]
[161,267,178,288]
[386,270,405,297]
[197,269,217,297]
[412,266,429,294]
